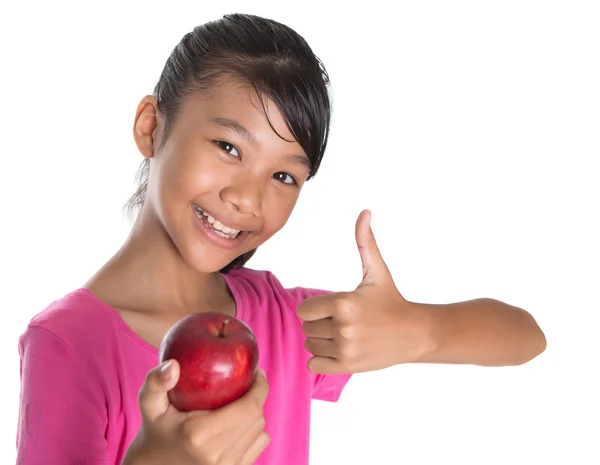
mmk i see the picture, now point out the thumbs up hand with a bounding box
[297,210,436,374]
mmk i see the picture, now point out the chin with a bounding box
[185,252,238,274]
[179,242,252,274]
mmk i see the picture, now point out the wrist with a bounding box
[408,301,444,364]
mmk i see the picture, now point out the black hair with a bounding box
[125,13,332,273]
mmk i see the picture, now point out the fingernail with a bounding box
[160,360,173,380]
[257,368,266,377]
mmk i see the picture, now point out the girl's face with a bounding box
[134,78,311,273]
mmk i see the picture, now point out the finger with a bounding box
[305,337,338,359]
[307,356,346,374]
[138,359,181,422]
[302,318,335,339]
[223,415,268,464]
[239,431,270,465]
[212,369,269,425]
[185,369,268,439]
[297,293,346,322]
[355,209,389,286]
[247,368,269,407]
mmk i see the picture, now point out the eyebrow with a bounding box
[208,117,312,170]
[287,154,311,171]
[209,117,258,145]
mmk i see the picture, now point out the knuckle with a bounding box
[180,420,195,443]
[301,320,309,334]
[137,387,151,412]
[181,419,205,448]
[304,338,313,352]
[339,343,357,363]
[138,370,158,403]
[256,382,269,405]
[137,385,146,404]
[335,295,355,317]
[337,323,356,340]
[250,394,264,415]
[197,451,219,465]
[255,370,268,390]
[243,393,263,418]
[259,431,271,448]
[261,375,270,394]
[205,451,221,465]
[144,368,157,387]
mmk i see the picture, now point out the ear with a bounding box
[133,95,161,159]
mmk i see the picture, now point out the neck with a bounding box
[85,205,231,316]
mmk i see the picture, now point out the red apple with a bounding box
[159,312,259,411]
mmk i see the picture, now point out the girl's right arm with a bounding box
[17,325,269,465]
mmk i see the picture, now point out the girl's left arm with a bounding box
[297,210,546,374]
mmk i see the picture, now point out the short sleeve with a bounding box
[312,372,352,402]
[17,325,109,464]
[285,284,353,403]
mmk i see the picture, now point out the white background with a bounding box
[1,1,599,463]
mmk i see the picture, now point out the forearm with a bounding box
[415,298,546,366]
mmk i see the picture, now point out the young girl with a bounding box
[16,13,546,465]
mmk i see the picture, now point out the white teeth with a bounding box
[193,205,241,238]
[213,229,231,239]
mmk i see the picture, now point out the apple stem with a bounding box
[219,320,229,337]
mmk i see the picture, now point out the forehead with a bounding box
[179,78,299,146]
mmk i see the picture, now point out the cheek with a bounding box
[161,150,224,201]
[260,189,300,234]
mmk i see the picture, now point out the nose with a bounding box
[219,173,263,216]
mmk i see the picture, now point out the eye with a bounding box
[273,172,297,185]
[214,140,240,158]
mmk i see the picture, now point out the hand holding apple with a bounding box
[297,210,436,374]
[123,352,269,465]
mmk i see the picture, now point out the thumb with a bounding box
[138,359,180,422]
[355,209,389,286]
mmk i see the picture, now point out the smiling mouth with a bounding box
[192,204,242,240]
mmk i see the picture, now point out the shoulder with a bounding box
[20,289,118,352]
[223,267,332,309]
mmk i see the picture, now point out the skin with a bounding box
[86,78,310,348]
[86,76,546,368]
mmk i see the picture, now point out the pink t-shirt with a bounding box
[16,267,351,465]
